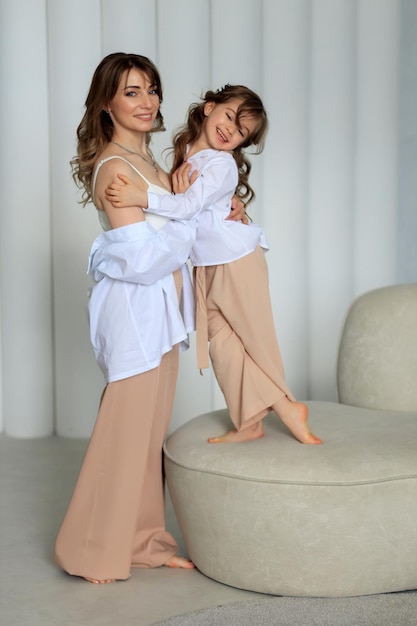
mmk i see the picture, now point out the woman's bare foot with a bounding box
[208,420,264,444]
[272,397,322,444]
[164,555,195,569]
[84,577,116,584]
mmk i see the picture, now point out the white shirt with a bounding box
[87,159,197,382]
[146,149,269,266]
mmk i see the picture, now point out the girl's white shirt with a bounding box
[146,149,269,266]
[86,156,196,383]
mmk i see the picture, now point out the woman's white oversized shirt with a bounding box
[87,176,196,383]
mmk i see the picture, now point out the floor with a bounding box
[0,435,265,626]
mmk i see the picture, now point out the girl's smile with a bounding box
[191,98,259,154]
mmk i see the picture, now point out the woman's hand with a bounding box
[226,196,249,224]
[171,162,198,194]
[105,174,147,208]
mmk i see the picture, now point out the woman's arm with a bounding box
[94,159,147,229]
[227,196,248,224]
[88,219,197,285]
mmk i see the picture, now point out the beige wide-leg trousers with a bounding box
[54,275,183,582]
[54,348,179,581]
[195,246,295,431]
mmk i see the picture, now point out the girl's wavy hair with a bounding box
[71,52,165,206]
[170,84,268,205]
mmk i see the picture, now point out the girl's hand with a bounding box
[171,162,198,194]
[226,196,249,224]
[105,174,144,208]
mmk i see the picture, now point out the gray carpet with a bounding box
[153,591,417,626]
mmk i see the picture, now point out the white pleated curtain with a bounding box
[0,0,415,438]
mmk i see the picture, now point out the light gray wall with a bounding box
[0,0,415,437]
[399,0,417,282]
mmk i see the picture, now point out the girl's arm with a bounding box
[105,155,247,222]
[105,172,248,223]
[146,155,236,219]
[104,162,197,208]
[105,174,148,208]
[106,153,237,221]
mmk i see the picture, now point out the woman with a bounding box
[53,52,243,584]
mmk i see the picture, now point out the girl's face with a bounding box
[199,98,258,152]
[107,69,160,136]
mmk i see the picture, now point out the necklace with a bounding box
[111,141,158,172]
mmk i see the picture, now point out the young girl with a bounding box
[105,84,322,446]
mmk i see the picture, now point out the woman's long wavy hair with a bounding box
[71,52,165,206]
[170,84,268,205]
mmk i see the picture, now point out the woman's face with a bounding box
[107,69,160,135]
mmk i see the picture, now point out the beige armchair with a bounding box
[164,284,417,597]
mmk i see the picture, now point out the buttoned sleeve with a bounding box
[146,152,237,220]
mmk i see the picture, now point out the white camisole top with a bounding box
[92,155,169,231]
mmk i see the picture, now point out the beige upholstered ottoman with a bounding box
[164,285,417,597]
[164,404,417,597]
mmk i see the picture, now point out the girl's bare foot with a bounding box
[272,397,322,444]
[84,577,116,584]
[208,420,264,444]
[164,555,195,569]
